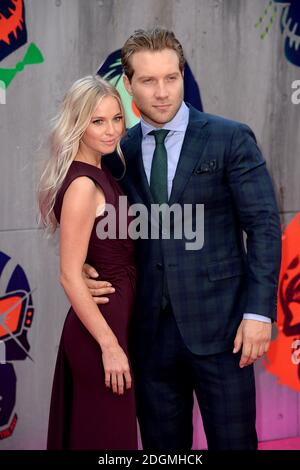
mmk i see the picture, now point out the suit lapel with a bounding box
[168,107,209,205]
[123,106,210,207]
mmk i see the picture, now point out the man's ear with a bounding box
[123,74,132,95]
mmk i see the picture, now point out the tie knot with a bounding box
[149,129,169,145]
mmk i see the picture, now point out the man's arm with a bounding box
[243,314,270,323]
[226,123,282,367]
[82,264,115,304]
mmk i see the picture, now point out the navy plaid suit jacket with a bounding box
[103,104,282,358]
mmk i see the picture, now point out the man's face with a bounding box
[123,48,184,128]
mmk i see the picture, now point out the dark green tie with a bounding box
[149,129,170,309]
[149,129,169,204]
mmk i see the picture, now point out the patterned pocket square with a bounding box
[194,159,217,174]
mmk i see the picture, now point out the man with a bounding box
[83,27,282,450]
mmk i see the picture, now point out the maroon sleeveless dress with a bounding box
[47,161,138,450]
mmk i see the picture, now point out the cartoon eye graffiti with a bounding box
[264,213,300,391]
[275,0,300,66]
[0,0,43,91]
[256,1,300,67]
[0,252,35,440]
[0,0,27,62]
[280,257,300,338]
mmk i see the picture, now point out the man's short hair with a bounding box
[121,27,185,81]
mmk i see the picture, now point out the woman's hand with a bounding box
[101,343,132,395]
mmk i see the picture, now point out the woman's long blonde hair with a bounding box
[37,75,125,234]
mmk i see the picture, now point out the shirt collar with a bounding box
[140,101,189,137]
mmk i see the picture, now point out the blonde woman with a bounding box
[38,76,137,450]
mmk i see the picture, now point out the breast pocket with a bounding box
[187,160,225,203]
[194,159,218,175]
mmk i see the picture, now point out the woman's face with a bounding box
[81,95,124,155]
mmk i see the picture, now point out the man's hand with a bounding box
[233,319,272,368]
[82,263,115,304]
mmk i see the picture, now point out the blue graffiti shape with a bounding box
[273,1,300,66]
[0,364,16,427]
[0,251,34,438]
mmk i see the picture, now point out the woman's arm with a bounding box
[59,176,131,394]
